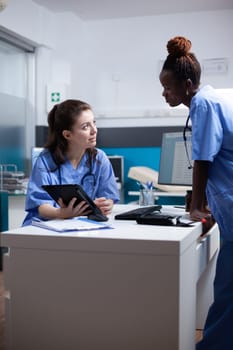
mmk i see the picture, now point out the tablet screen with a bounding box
[42,184,109,221]
[42,184,107,219]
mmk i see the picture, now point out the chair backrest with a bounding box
[0,191,8,232]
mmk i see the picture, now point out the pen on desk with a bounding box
[146,181,153,190]
[174,206,186,209]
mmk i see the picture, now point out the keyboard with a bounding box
[115,205,162,220]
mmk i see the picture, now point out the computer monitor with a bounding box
[158,132,193,186]
[107,155,124,184]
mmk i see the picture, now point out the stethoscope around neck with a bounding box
[57,160,96,189]
[183,115,193,170]
[80,170,96,187]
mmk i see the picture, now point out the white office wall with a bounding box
[0,0,52,46]
[1,1,233,127]
[78,10,233,123]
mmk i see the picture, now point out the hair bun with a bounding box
[167,36,192,57]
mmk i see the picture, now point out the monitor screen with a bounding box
[107,155,124,183]
[158,132,193,186]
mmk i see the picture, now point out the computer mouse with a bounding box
[88,213,109,222]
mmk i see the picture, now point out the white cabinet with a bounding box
[8,195,26,229]
[2,205,219,350]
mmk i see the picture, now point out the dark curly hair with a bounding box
[162,36,201,86]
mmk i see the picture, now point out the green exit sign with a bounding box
[51,92,61,103]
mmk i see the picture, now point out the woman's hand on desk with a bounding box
[190,209,215,236]
[94,197,114,216]
[190,208,210,222]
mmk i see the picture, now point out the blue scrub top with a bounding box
[190,85,233,240]
[23,148,120,226]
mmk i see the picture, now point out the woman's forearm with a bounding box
[38,204,62,219]
[38,199,93,220]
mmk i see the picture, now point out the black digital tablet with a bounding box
[42,184,108,222]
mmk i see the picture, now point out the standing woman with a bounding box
[23,99,120,226]
[159,36,233,349]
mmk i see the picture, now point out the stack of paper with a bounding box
[31,217,112,232]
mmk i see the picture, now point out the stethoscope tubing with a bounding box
[183,115,193,170]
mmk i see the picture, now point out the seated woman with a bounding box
[23,99,120,226]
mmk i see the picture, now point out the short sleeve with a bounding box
[25,154,57,211]
[190,100,223,162]
[94,151,120,203]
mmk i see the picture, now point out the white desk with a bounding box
[1,205,219,350]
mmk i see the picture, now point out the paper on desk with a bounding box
[31,217,112,232]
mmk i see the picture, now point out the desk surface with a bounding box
[2,205,202,256]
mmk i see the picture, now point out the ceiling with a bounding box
[32,0,233,21]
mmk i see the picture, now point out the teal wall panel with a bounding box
[102,146,161,203]
[0,191,8,231]
[0,147,25,172]
[102,146,185,205]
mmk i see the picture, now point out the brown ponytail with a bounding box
[44,99,97,167]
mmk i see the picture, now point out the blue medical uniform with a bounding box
[23,148,120,226]
[190,86,233,349]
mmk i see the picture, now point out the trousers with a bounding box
[196,240,233,349]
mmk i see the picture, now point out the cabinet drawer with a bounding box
[196,223,219,279]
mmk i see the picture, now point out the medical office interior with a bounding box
[0,0,233,349]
